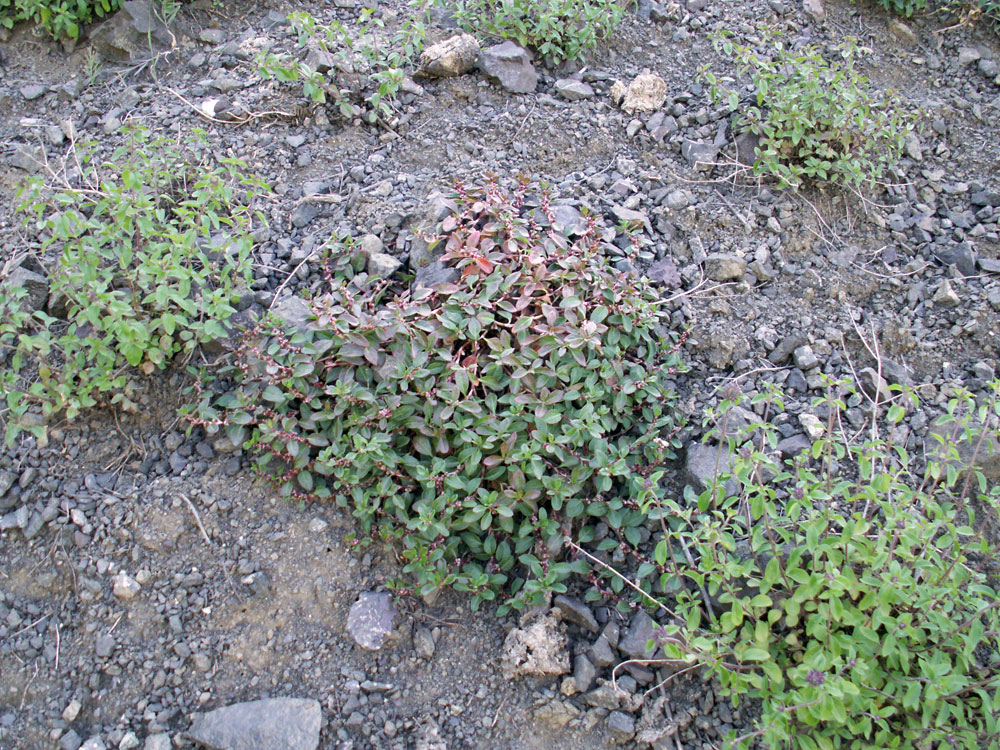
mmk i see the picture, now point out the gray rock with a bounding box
[414,261,459,290]
[0,472,12,497]
[617,610,662,660]
[776,433,811,457]
[199,28,225,44]
[589,633,616,667]
[3,265,49,314]
[95,633,115,658]
[12,144,45,173]
[612,73,668,113]
[347,592,396,650]
[858,367,891,403]
[574,653,597,693]
[551,204,587,235]
[553,595,598,632]
[611,205,651,234]
[60,731,83,750]
[80,739,105,750]
[888,19,919,45]
[935,243,976,277]
[366,252,401,278]
[979,258,1000,274]
[188,698,321,750]
[112,572,140,600]
[932,279,960,307]
[681,139,720,171]
[413,627,435,659]
[419,33,481,77]
[957,47,981,67]
[979,58,999,77]
[704,253,746,282]
[555,79,595,100]
[882,358,913,386]
[290,203,319,228]
[768,332,808,365]
[20,84,47,100]
[645,257,681,288]
[478,41,538,94]
[144,735,170,750]
[803,0,825,22]
[685,442,737,496]
[90,0,173,61]
[607,711,636,743]
[793,344,819,370]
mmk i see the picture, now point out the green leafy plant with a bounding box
[190,179,688,611]
[0,126,266,444]
[700,32,915,190]
[441,0,626,65]
[874,0,927,16]
[0,0,122,39]
[639,379,1000,749]
[257,9,425,125]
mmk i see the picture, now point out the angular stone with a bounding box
[607,710,636,743]
[645,257,681,288]
[3,265,49,314]
[803,0,825,22]
[685,442,737,496]
[188,698,321,750]
[555,79,595,100]
[932,279,960,307]
[367,252,401,278]
[935,243,976,277]
[90,0,173,62]
[704,253,746,282]
[681,139,720,170]
[611,205,651,234]
[20,84,47,101]
[768,332,808,365]
[347,592,396,650]
[617,610,663,660]
[413,627,435,659]
[419,33,481,77]
[793,344,819,370]
[574,653,597,693]
[478,41,538,94]
[553,595,598,632]
[617,72,668,114]
[112,571,141,600]
[12,144,45,173]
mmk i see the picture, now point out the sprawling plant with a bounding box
[1,126,264,444]
[191,180,687,610]
[643,380,1000,749]
[442,0,626,65]
[701,32,914,190]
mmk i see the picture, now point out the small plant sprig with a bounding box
[700,31,915,190]
[257,9,425,126]
[635,378,1000,750]
[0,125,267,445]
[190,179,689,612]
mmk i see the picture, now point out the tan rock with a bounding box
[618,72,668,114]
[418,33,481,78]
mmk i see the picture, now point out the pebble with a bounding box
[20,84,47,100]
[112,572,141,600]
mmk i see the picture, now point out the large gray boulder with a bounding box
[187,698,321,750]
[478,41,538,94]
[89,0,174,62]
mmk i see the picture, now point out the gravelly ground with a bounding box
[1,0,999,747]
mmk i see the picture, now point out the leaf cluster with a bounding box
[257,9,426,125]
[0,0,121,38]
[193,180,687,612]
[1,125,266,444]
[648,380,1000,750]
[441,0,626,65]
[701,32,915,190]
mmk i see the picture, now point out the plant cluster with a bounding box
[190,180,688,611]
[875,0,926,17]
[1,126,266,445]
[441,0,626,65]
[257,9,425,126]
[640,380,1000,749]
[0,0,121,38]
[701,32,915,190]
